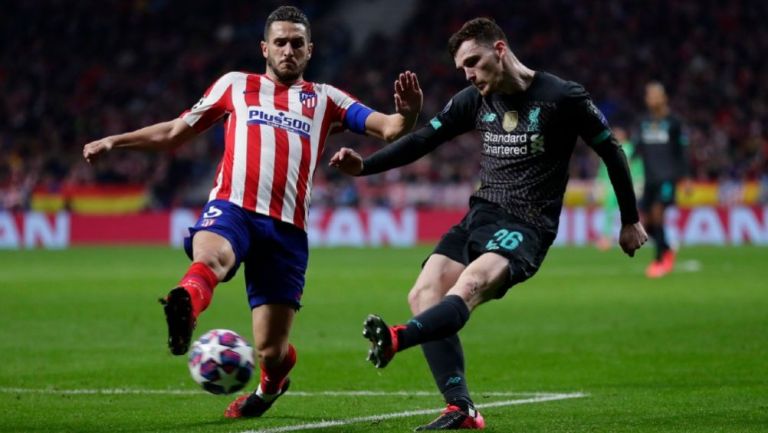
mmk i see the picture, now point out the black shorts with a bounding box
[640,180,677,212]
[430,200,555,298]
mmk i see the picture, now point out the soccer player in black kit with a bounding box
[636,82,690,278]
[331,18,648,430]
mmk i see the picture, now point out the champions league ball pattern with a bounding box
[188,329,254,395]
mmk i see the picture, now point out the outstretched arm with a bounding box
[363,71,423,142]
[83,118,196,163]
[566,81,648,256]
[330,124,446,176]
[332,86,479,176]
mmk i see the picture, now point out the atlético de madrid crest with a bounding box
[300,90,317,109]
[503,111,518,132]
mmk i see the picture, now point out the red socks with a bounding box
[178,262,218,318]
[179,262,296,396]
[260,344,297,394]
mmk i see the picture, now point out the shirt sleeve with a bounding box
[563,82,640,224]
[427,86,479,137]
[179,72,237,133]
[358,87,480,176]
[324,84,374,135]
[561,82,613,146]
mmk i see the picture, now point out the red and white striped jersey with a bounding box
[180,72,368,231]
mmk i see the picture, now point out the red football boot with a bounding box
[224,378,291,418]
[362,314,404,368]
[415,404,485,430]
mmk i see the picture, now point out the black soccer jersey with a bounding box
[430,72,621,233]
[634,114,689,184]
[360,71,638,235]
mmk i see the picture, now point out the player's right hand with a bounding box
[618,222,648,257]
[329,147,363,176]
[82,138,114,164]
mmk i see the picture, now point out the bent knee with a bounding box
[408,284,444,314]
[192,251,232,281]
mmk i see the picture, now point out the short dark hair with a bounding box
[264,6,311,41]
[448,18,508,57]
[646,81,666,93]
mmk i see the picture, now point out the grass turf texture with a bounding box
[0,245,766,432]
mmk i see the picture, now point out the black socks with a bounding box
[649,223,670,260]
[422,336,472,410]
[395,295,474,409]
[397,295,470,351]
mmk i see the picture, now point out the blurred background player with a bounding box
[82,5,422,419]
[635,81,690,278]
[595,126,644,250]
[331,17,646,430]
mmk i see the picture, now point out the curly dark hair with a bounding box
[264,5,311,41]
[448,17,508,57]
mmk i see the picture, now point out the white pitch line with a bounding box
[0,387,201,396]
[0,387,587,432]
[237,393,588,433]
[0,387,563,398]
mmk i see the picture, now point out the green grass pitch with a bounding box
[1,245,766,432]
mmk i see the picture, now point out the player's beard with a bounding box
[267,56,307,83]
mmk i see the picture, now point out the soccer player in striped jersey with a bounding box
[332,18,647,430]
[82,5,422,419]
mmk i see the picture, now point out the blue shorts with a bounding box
[184,200,308,310]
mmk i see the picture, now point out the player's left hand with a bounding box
[393,71,422,121]
[618,222,648,257]
[329,147,364,176]
[82,137,115,164]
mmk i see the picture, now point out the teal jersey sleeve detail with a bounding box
[591,129,612,145]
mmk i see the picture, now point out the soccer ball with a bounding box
[188,329,255,395]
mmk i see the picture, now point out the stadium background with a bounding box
[1,0,767,247]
